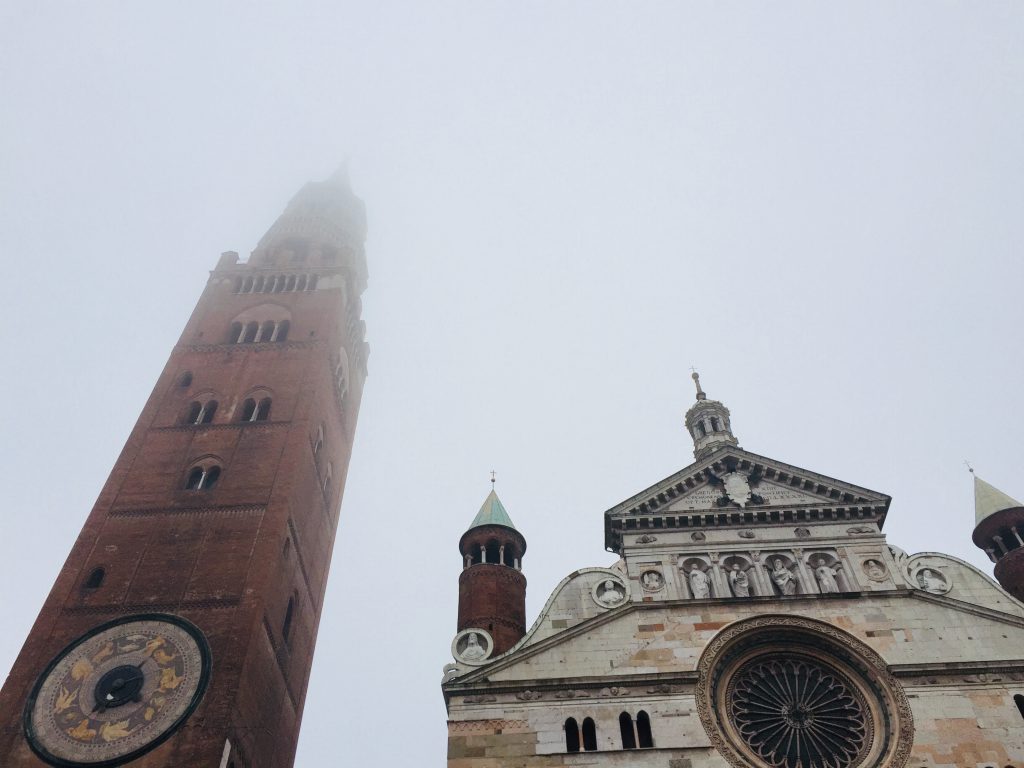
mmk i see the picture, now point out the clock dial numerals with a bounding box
[24,615,210,767]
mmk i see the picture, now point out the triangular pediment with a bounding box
[604,447,891,550]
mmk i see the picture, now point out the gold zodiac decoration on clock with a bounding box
[23,614,211,767]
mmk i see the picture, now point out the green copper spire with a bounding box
[467,488,518,532]
[974,474,1023,526]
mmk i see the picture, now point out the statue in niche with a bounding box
[917,568,948,593]
[814,558,840,593]
[864,560,887,581]
[771,559,797,596]
[688,565,711,599]
[728,563,750,597]
[596,579,625,606]
[460,632,487,661]
[642,570,664,591]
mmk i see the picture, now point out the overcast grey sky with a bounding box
[2,2,1023,765]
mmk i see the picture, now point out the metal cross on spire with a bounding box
[490,470,496,487]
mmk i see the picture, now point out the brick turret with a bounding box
[972,474,1024,601]
[457,489,527,655]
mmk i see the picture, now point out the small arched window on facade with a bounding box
[185,465,221,491]
[1016,693,1024,720]
[179,371,193,388]
[564,718,580,752]
[619,712,636,750]
[636,710,653,748]
[84,567,105,590]
[581,717,597,752]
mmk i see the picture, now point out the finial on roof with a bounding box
[691,370,707,401]
[490,470,496,487]
[965,460,975,474]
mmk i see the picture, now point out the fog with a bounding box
[2,3,1022,765]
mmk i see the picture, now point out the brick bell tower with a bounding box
[457,486,527,657]
[0,170,369,768]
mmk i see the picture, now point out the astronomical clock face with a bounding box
[24,614,211,768]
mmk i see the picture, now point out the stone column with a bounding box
[793,548,817,594]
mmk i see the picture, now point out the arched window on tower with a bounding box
[273,319,289,341]
[582,717,597,751]
[1016,694,1024,720]
[297,274,308,291]
[84,567,105,590]
[323,463,333,500]
[636,710,653,748]
[183,400,217,425]
[313,424,324,462]
[242,276,253,293]
[240,398,256,421]
[258,320,275,342]
[282,592,297,646]
[242,322,259,343]
[485,540,501,565]
[696,422,707,437]
[564,718,580,753]
[619,712,636,750]
[178,371,193,388]
[185,465,221,491]
[710,417,720,432]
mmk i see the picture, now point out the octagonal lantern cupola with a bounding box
[685,372,739,460]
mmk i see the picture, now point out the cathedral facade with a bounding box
[443,375,1024,767]
[0,173,368,768]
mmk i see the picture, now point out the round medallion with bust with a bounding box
[23,614,211,767]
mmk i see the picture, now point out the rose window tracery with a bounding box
[695,616,914,768]
[727,655,870,768]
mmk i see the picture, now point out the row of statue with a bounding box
[685,557,843,598]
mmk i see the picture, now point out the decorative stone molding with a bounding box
[695,615,913,768]
[514,690,543,701]
[448,719,527,732]
[635,534,658,543]
[462,694,497,704]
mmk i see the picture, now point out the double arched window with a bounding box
[564,717,597,752]
[185,464,221,490]
[619,710,653,749]
[240,397,272,423]
[183,399,218,425]
[229,319,290,344]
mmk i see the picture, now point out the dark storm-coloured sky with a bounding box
[2,3,1023,764]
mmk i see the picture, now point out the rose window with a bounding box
[727,655,870,768]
